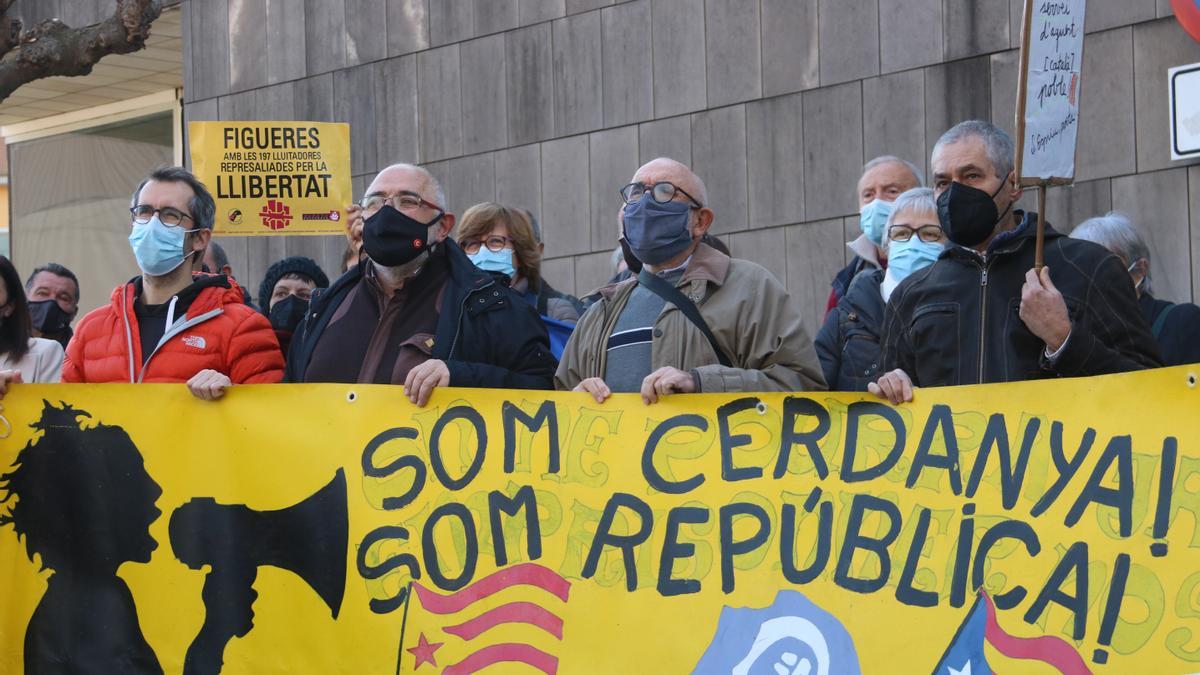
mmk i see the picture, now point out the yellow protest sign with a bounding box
[1,367,1198,673]
[188,121,352,236]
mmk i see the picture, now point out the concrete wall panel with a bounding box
[181,2,1200,325]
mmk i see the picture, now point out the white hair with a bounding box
[881,187,937,250]
[1071,211,1152,293]
[376,162,448,210]
[862,155,925,187]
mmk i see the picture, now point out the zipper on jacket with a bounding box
[138,309,224,383]
[977,262,990,383]
[121,289,137,383]
[449,278,495,360]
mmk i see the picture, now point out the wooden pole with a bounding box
[1035,182,1047,271]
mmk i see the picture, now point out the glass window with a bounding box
[9,113,174,316]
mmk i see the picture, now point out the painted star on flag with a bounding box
[949,662,972,675]
[407,632,443,669]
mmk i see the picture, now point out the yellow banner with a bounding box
[1,367,1198,673]
[188,121,352,236]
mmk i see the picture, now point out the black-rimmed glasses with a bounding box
[360,192,443,218]
[888,224,944,243]
[130,205,193,227]
[460,235,515,255]
[619,181,704,208]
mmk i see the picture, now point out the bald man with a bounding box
[285,163,557,403]
[557,157,826,403]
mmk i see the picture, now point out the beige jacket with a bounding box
[555,243,827,392]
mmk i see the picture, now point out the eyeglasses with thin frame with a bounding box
[130,204,194,228]
[619,181,704,208]
[459,235,515,255]
[888,224,945,243]
[359,192,443,219]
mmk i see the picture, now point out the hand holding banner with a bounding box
[3,369,1200,673]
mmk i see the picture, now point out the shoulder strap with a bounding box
[1152,302,1178,340]
[636,269,733,368]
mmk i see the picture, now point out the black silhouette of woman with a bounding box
[1,402,163,674]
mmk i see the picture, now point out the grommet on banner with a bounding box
[346,391,358,403]
[756,401,768,415]
[1188,373,1196,389]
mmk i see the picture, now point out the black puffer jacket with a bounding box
[881,212,1162,386]
[815,269,885,391]
[285,239,558,388]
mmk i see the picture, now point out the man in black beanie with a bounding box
[258,256,329,357]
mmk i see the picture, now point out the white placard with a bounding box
[1170,63,1200,161]
[1016,0,1087,184]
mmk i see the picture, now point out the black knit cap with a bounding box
[257,256,330,310]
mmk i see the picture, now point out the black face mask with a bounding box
[362,204,442,267]
[936,180,1012,248]
[268,295,309,333]
[29,299,72,335]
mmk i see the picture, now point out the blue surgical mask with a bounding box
[468,247,516,278]
[859,199,892,246]
[622,195,694,265]
[887,237,944,283]
[129,215,199,276]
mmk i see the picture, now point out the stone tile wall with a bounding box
[182,0,1200,332]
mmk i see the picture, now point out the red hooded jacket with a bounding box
[63,275,284,384]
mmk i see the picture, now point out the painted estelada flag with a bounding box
[401,563,571,673]
[933,593,1092,675]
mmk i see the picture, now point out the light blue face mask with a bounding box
[129,215,199,277]
[887,237,944,283]
[469,247,516,278]
[859,199,892,246]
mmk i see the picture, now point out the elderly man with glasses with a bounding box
[51,166,283,400]
[556,157,826,404]
[285,163,557,404]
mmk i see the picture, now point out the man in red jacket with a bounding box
[53,166,283,398]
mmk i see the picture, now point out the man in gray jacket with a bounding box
[556,157,826,403]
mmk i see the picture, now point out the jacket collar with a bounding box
[846,233,884,268]
[594,241,731,302]
[116,273,238,317]
[946,211,1061,262]
[680,241,730,286]
[441,238,496,292]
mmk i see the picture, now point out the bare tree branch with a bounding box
[0,0,162,104]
